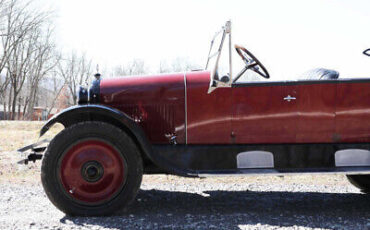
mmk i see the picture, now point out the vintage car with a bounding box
[18,21,370,216]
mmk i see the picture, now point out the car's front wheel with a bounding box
[346,175,370,193]
[41,121,143,216]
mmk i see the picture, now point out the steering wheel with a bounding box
[364,48,370,57]
[234,44,270,81]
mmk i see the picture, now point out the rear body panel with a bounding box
[296,83,336,143]
[232,79,370,144]
[336,82,370,143]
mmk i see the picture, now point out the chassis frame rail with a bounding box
[17,139,49,165]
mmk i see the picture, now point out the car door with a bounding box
[232,82,297,144]
[296,81,336,143]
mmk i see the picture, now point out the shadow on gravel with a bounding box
[60,189,370,229]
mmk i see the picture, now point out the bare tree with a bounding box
[0,0,50,78]
[23,26,58,119]
[58,51,92,105]
[114,59,147,76]
[159,60,171,73]
[44,73,64,117]
[159,57,201,73]
[0,0,54,119]
[6,24,38,119]
[0,0,10,114]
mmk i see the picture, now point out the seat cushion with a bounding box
[300,68,339,80]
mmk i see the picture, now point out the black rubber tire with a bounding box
[41,121,143,216]
[346,175,370,193]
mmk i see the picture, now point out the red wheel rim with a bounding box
[59,139,126,205]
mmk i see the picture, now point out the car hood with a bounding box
[99,72,187,143]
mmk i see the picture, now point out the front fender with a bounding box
[40,104,192,177]
[41,105,136,136]
[40,105,152,155]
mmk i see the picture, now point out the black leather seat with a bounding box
[300,68,339,80]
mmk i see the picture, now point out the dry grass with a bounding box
[0,121,63,183]
[0,121,62,152]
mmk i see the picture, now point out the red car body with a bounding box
[100,70,370,145]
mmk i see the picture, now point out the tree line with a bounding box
[0,0,201,120]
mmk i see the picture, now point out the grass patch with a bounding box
[0,121,63,183]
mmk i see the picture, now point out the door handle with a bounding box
[284,95,296,102]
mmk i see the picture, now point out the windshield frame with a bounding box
[206,21,232,93]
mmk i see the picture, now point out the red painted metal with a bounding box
[59,140,125,204]
[99,70,369,145]
[232,84,297,144]
[336,82,370,143]
[233,81,369,144]
[100,73,186,144]
[296,83,336,143]
[186,71,232,144]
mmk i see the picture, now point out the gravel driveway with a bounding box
[0,175,369,230]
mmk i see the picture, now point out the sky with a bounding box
[43,0,370,80]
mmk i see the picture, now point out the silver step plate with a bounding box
[237,151,274,169]
[335,149,370,167]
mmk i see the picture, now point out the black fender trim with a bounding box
[40,105,192,177]
[40,105,137,136]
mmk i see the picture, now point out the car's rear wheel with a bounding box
[346,175,370,193]
[41,121,143,216]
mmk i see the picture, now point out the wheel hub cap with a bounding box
[81,161,104,182]
[59,140,126,204]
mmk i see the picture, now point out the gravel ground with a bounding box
[0,174,369,230]
[1,122,370,229]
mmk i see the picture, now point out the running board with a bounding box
[335,149,370,167]
[235,149,370,169]
[196,167,370,177]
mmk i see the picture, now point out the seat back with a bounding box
[300,68,339,80]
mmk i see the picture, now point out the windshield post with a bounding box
[206,21,232,94]
[228,21,232,83]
